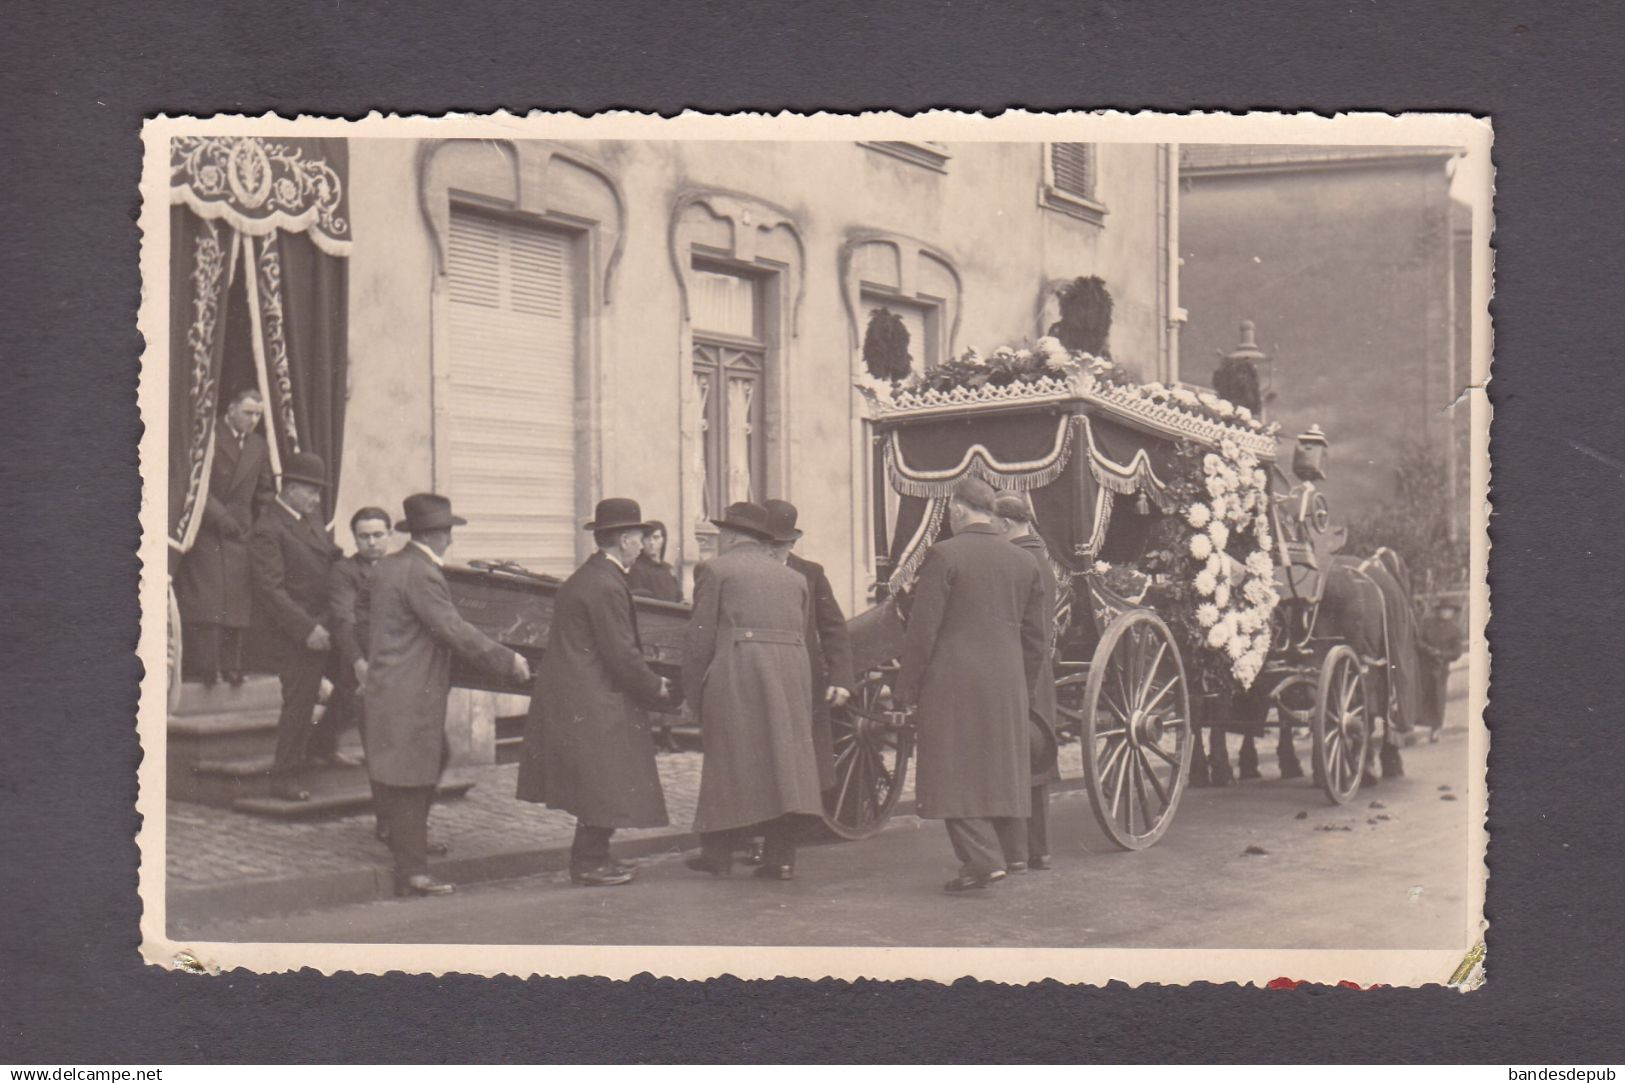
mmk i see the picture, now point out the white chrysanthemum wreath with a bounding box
[1183,437,1281,688]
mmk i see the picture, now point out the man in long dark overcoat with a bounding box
[896,476,1047,892]
[176,387,274,685]
[764,499,855,793]
[683,502,820,880]
[366,493,529,896]
[516,498,675,887]
[994,491,1062,871]
[249,451,349,802]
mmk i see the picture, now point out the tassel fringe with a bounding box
[884,415,1077,498]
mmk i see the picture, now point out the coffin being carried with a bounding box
[443,561,690,699]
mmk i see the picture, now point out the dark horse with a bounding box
[1191,547,1422,787]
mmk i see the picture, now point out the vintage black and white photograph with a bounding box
[137,111,1491,985]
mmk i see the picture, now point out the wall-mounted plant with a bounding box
[1048,275,1113,357]
[862,306,914,381]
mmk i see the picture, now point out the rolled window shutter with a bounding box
[445,208,578,575]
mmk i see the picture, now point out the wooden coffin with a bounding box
[443,562,691,697]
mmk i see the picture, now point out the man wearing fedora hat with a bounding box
[516,497,678,887]
[365,493,531,896]
[249,450,354,802]
[683,501,822,880]
[896,476,1048,893]
[763,499,854,797]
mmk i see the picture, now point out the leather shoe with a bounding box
[944,870,1007,893]
[270,781,310,802]
[740,841,766,866]
[1028,854,1052,871]
[1006,861,1029,874]
[374,824,450,855]
[570,863,636,887]
[752,863,794,881]
[395,874,455,897]
[685,855,733,877]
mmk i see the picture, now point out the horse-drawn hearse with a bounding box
[444,345,1423,851]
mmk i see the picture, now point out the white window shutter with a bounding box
[445,209,578,575]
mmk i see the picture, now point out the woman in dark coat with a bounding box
[628,520,682,602]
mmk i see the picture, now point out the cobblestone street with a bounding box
[167,742,1092,893]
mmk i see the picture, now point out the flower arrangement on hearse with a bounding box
[856,335,1283,696]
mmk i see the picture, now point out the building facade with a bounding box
[1177,144,1468,524]
[334,138,1181,616]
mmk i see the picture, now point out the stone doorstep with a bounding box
[231,777,476,818]
[174,677,283,717]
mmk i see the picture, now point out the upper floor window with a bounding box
[859,140,952,173]
[1040,143,1108,226]
[692,260,769,518]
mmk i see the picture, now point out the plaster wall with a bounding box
[1178,160,1456,518]
[339,138,1170,615]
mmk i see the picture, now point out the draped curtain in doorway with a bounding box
[167,134,352,566]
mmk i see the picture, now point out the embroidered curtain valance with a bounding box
[171,136,351,257]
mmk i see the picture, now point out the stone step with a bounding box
[232,777,476,819]
[169,707,283,766]
[174,676,283,717]
[171,748,359,806]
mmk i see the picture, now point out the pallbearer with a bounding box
[366,494,530,897]
[683,502,821,881]
[896,477,1047,893]
[516,498,676,887]
[993,491,1062,872]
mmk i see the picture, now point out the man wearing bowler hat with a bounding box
[763,499,855,796]
[249,451,352,802]
[365,493,530,896]
[683,501,821,880]
[896,476,1048,892]
[516,498,677,887]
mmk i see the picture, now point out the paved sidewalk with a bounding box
[166,688,1467,929]
[167,741,1091,927]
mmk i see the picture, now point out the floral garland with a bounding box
[856,336,1277,439]
[1142,439,1281,692]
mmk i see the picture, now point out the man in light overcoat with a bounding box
[896,476,1048,892]
[176,387,274,685]
[994,491,1062,871]
[365,493,530,896]
[516,497,675,887]
[683,501,820,880]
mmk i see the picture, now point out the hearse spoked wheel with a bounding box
[1082,609,1192,851]
[821,664,915,840]
[1052,662,1089,746]
[1312,644,1371,806]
